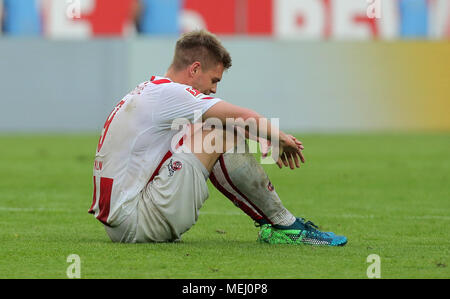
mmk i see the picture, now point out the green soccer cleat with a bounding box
[257,218,347,246]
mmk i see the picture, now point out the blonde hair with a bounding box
[171,30,232,71]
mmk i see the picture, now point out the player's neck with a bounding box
[165,68,192,86]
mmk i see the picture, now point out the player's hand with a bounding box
[276,133,305,170]
[258,137,271,158]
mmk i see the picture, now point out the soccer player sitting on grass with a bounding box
[89,30,347,246]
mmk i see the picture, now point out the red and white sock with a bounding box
[210,152,296,226]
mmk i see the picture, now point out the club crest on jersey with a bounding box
[167,159,182,177]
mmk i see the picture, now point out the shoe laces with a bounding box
[305,220,319,230]
[298,218,325,236]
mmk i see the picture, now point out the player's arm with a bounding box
[203,101,305,169]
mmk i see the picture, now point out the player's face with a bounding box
[192,63,224,95]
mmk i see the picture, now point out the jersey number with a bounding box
[186,87,201,97]
[97,99,126,152]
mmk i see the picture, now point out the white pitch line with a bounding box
[0,207,65,212]
[2,207,448,221]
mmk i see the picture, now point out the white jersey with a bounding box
[89,76,222,226]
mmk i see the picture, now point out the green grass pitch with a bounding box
[0,133,449,279]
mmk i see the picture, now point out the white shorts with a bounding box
[105,147,210,243]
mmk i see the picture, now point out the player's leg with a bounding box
[212,152,347,246]
[127,124,220,243]
[188,124,295,226]
[189,125,348,246]
[136,144,210,243]
[210,151,296,226]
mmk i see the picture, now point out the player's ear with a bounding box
[189,62,201,77]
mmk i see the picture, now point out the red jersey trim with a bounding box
[97,177,114,226]
[148,151,173,183]
[88,176,97,214]
[146,137,185,185]
[151,79,171,85]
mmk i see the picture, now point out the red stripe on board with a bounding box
[247,0,273,35]
[201,97,215,100]
[97,177,114,226]
[210,172,263,221]
[218,156,272,224]
[322,0,332,39]
[184,0,236,34]
[88,176,97,214]
[150,76,156,81]
[353,15,379,38]
[151,79,171,85]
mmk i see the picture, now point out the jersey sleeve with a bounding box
[155,83,222,128]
